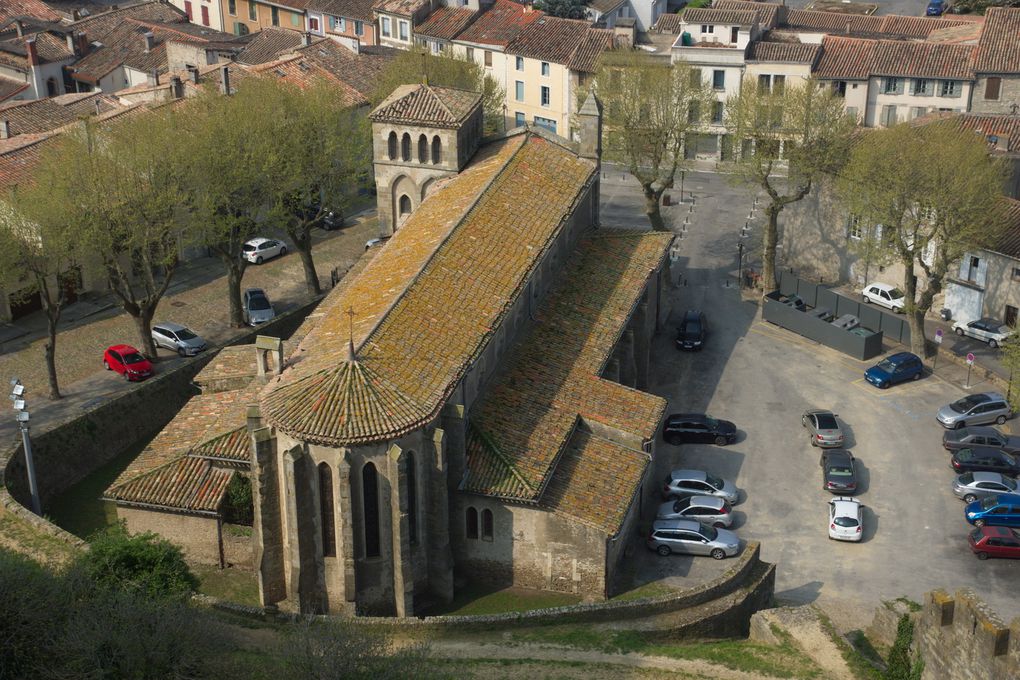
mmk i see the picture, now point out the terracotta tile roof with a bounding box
[370,83,480,127]
[463,231,670,519]
[252,53,366,107]
[541,430,649,535]
[990,198,1020,260]
[507,15,591,67]
[745,40,820,64]
[652,13,683,34]
[194,345,261,387]
[975,7,1020,74]
[70,0,187,35]
[567,27,612,74]
[871,39,975,79]
[0,132,51,187]
[307,0,376,21]
[105,456,234,513]
[681,8,759,26]
[371,0,429,16]
[588,0,625,15]
[292,38,396,98]
[713,0,781,28]
[0,93,124,136]
[415,6,478,41]
[260,132,597,446]
[0,31,73,70]
[0,75,27,102]
[236,26,304,64]
[456,0,542,47]
[813,35,875,79]
[192,426,251,462]
[926,22,984,44]
[783,9,972,39]
[0,0,61,23]
[914,111,1020,153]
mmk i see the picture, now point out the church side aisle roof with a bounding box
[261,130,597,446]
[464,231,671,536]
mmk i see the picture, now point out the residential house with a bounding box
[373,0,434,49]
[306,0,378,46]
[234,25,305,63]
[219,0,309,36]
[414,5,476,53]
[946,199,1020,327]
[587,0,662,33]
[971,8,1020,116]
[448,0,541,101]
[0,25,79,100]
[0,0,62,24]
[168,0,226,30]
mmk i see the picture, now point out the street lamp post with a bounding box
[737,242,745,288]
[9,378,41,515]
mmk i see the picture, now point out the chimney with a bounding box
[77,31,89,56]
[577,92,602,222]
[143,31,155,53]
[219,64,230,95]
[14,20,23,38]
[301,31,312,47]
[24,37,38,66]
[72,9,80,20]
[0,120,10,139]
[186,64,199,84]
[94,98,101,115]
[170,75,183,99]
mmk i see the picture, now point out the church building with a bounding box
[105,84,676,617]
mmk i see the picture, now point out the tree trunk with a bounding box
[292,231,321,296]
[643,189,668,232]
[133,306,157,359]
[762,204,780,292]
[44,311,61,400]
[227,262,245,328]
[902,262,928,357]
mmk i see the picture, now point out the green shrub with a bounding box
[0,549,70,680]
[885,615,923,680]
[223,473,254,526]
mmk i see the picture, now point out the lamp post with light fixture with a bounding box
[9,378,40,515]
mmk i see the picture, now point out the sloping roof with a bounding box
[507,15,591,66]
[0,93,125,136]
[456,0,542,47]
[588,0,625,15]
[307,0,376,21]
[975,7,1020,74]
[783,9,972,39]
[371,0,429,16]
[0,0,61,23]
[652,12,683,34]
[0,74,27,102]
[236,26,304,64]
[69,0,187,34]
[915,111,1020,154]
[746,40,820,64]
[871,40,975,79]
[370,83,480,127]
[463,231,670,531]
[990,198,1020,260]
[681,8,759,26]
[415,6,478,41]
[292,37,396,98]
[714,0,781,29]
[252,53,366,107]
[104,456,234,513]
[0,31,73,70]
[813,35,875,80]
[0,132,52,187]
[260,131,598,447]
[567,27,612,74]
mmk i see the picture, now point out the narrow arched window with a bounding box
[399,194,412,216]
[387,131,397,160]
[417,134,428,163]
[431,135,442,164]
[362,462,380,558]
[466,507,478,539]
[406,452,417,545]
[318,462,336,557]
[482,508,493,541]
[401,133,411,161]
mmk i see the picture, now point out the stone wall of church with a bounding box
[118,506,222,566]
[451,495,610,600]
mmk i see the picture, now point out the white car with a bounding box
[862,282,905,312]
[828,496,864,542]
[243,237,286,264]
[952,318,1014,349]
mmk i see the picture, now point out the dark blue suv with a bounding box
[864,352,923,389]
[926,0,945,15]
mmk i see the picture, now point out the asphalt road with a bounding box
[627,169,1020,620]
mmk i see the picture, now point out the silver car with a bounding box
[656,496,733,528]
[646,519,741,559]
[936,392,1012,429]
[802,409,844,448]
[952,471,1019,503]
[243,288,276,326]
[151,322,207,357]
[952,318,1014,349]
[662,469,739,504]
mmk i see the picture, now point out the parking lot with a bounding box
[623,170,1020,620]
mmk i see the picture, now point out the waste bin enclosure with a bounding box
[763,291,884,360]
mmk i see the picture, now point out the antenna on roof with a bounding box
[345,306,357,363]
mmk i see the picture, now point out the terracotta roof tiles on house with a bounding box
[588,0,625,15]
[415,6,478,40]
[991,198,1020,260]
[293,38,396,98]
[813,35,876,80]
[371,0,429,16]
[252,53,366,107]
[370,83,480,126]
[0,93,124,136]
[236,26,304,64]
[104,456,234,513]
[463,231,670,529]
[307,0,376,21]
[714,0,781,28]
[975,7,1020,74]
[261,131,597,446]
[0,75,27,102]
[69,0,187,35]
[871,40,975,79]
[652,12,683,34]
[567,27,612,73]
[456,0,542,47]
[745,40,820,64]
[681,8,759,26]
[0,32,73,70]
[783,9,972,38]
[0,0,61,23]
[507,15,591,66]
[914,111,1020,153]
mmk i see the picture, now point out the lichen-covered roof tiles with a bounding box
[507,16,591,66]
[235,26,304,64]
[681,8,759,26]
[372,0,429,16]
[463,231,671,536]
[713,0,781,29]
[813,35,876,80]
[105,456,233,513]
[370,83,480,127]
[261,131,597,446]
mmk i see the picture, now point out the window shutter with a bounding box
[895,79,904,94]
[986,77,1001,101]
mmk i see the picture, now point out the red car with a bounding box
[103,344,153,381]
[969,526,1020,560]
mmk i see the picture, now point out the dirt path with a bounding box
[754,606,855,680]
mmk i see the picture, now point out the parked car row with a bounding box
[650,468,743,560]
[800,409,867,542]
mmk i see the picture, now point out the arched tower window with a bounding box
[399,194,412,217]
[362,462,380,558]
[482,508,493,541]
[431,135,442,164]
[401,133,411,161]
[417,134,428,163]
[318,463,336,557]
[466,507,478,539]
[387,131,397,160]
[406,452,417,545]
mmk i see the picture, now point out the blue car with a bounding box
[926,0,945,15]
[965,494,1020,527]
[864,351,923,389]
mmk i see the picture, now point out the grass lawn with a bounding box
[426,583,582,616]
[193,563,260,607]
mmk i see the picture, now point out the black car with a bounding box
[675,310,706,350]
[820,449,858,494]
[951,447,1020,476]
[663,414,737,446]
[943,426,1020,455]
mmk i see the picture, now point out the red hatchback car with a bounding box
[969,525,1020,560]
[103,344,153,381]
